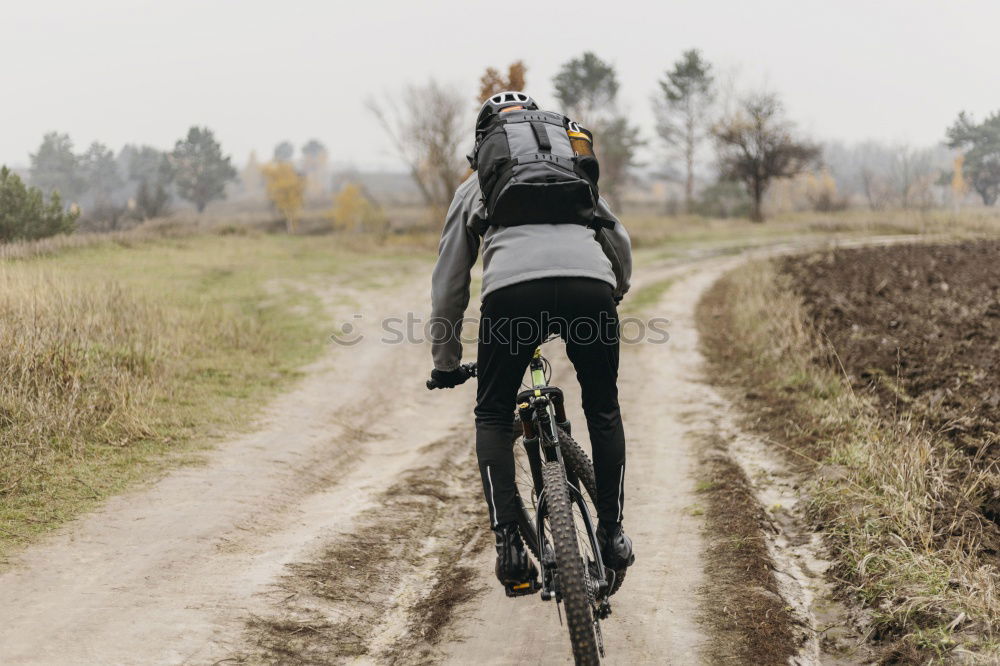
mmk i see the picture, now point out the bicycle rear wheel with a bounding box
[541,460,600,665]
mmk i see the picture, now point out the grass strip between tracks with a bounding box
[695,434,801,665]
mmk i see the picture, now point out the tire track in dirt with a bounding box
[235,430,490,664]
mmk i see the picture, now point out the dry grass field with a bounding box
[0,230,429,561]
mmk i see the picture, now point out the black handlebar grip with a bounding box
[425,363,477,391]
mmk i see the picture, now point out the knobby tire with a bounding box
[542,460,600,666]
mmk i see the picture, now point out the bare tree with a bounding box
[713,92,819,222]
[860,167,892,210]
[889,145,938,210]
[845,141,902,210]
[823,140,948,210]
[367,80,468,208]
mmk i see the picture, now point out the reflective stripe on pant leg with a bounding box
[486,464,497,528]
[616,463,625,523]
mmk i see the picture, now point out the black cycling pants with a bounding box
[474,277,626,528]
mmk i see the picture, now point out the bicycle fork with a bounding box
[523,395,612,610]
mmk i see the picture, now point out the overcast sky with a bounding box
[2,0,997,170]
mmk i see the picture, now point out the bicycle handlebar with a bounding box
[425,362,478,390]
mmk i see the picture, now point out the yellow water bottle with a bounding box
[567,120,594,158]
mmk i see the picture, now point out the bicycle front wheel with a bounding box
[541,460,600,665]
[557,428,626,597]
[513,427,595,560]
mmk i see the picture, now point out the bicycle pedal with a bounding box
[504,578,541,598]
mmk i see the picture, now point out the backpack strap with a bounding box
[530,122,552,151]
[471,123,508,169]
[589,215,615,230]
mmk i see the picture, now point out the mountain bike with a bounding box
[427,345,620,665]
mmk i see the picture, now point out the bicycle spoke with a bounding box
[513,441,537,510]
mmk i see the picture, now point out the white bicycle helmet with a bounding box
[477,91,539,130]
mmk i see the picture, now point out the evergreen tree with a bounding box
[946,111,1000,206]
[552,52,642,208]
[273,141,294,163]
[79,142,123,206]
[553,52,619,124]
[121,144,173,188]
[653,50,715,212]
[170,127,237,213]
[0,166,77,242]
[121,145,174,218]
[301,140,330,195]
[29,132,82,202]
[135,179,170,219]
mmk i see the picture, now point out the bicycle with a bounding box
[427,345,621,665]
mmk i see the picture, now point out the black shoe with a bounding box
[494,522,539,597]
[597,521,635,571]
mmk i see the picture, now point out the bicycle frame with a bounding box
[515,347,611,604]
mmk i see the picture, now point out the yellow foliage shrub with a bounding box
[330,183,387,236]
[260,162,305,232]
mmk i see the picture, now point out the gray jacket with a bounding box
[430,174,632,370]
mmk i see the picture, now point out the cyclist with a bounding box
[427,92,635,594]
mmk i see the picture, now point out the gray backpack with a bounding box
[470,108,609,229]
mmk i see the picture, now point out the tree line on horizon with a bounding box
[1,129,344,240]
[369,51,1000,222]
[368,51,822,221]
[3,49,1000,242]
[0,127,238,242]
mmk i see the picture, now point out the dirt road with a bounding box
[439,260,730,665]
[0,246,834,665]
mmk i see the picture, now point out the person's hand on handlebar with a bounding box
[426,363,477,390]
